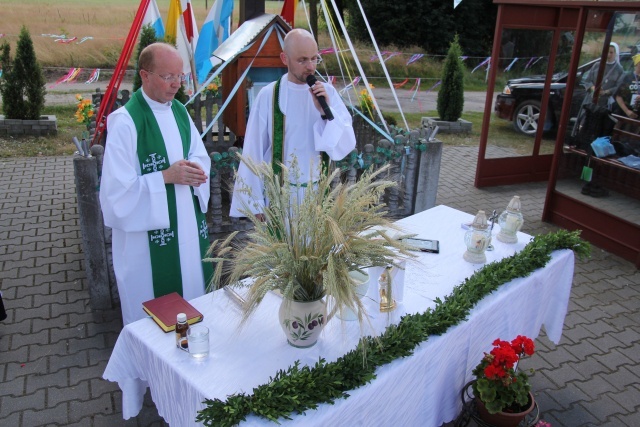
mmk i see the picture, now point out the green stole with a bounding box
[125,89,213,298]
[272,77,330,182]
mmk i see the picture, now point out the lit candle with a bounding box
[505,214,519,233]
[471,232,487,251]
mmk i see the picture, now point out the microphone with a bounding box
[306,75,334,121]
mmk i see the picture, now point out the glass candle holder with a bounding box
[463,210,491,264]
[497,196,524,244]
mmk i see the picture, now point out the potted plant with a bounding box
[423,34,472,134]
[205,157,414,348]
[471,335,536,427]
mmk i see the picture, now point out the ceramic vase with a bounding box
[475,392,535,427]
[278,298,327,348]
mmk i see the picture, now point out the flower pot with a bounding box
[475,392,535,427]
[278,298,327,348]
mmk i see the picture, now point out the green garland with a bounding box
[196,230,590,426]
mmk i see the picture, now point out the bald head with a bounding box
[283,29,318,56]
[139,42,182,72]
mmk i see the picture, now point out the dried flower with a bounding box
[472,335,535,414]
[74,94,94,126]
[204,156,415,324]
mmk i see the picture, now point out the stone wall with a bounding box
[0,115,58,136]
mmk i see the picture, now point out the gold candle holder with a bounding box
[379,266,397,312]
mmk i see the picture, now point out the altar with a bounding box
[103,205,575,426]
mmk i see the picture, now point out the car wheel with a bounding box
[513,100,541,136]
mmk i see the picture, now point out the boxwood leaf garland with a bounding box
[196,230,590,426]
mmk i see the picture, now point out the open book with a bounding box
[142,292,204,332]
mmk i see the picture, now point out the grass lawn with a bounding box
[0,105,80,158]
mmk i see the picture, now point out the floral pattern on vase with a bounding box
[278,298,327,348]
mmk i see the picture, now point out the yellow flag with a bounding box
[165,0,180,43]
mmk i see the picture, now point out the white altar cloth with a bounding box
[103,205,575,426]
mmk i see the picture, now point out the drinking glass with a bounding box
[187,325,209,358]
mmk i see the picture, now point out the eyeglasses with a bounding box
[296,56,323,66]
[145,70,187,84]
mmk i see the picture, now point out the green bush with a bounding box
[133,25,160,93]
[437,35,464,122]
[0,26,46,120]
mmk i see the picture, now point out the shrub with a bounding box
[0,41,10,94]
[133,25,160,93]
[0,26,46,120]
[437,35,464,122]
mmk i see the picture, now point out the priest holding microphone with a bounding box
[230,28,356,220]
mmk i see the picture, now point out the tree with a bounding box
[437,35,464,122]
[133,25,160,93]
[0,41,10,93]
[0,26,46,120]
[346,0,497,57]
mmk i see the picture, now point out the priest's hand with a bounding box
[308,81,329,116]
[162,160,208,187]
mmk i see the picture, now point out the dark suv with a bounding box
[494,52,633,136]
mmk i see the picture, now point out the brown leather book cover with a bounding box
[142,292,204,332]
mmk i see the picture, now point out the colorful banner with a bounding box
[280,0,297,28]
[195,0,233,84]
[142,0,165,39]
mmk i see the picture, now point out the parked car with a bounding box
[494,52,633,136]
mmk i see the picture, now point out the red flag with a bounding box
[281,0,297,28]
[183,1,195,43]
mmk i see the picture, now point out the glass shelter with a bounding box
[478,1,640,267]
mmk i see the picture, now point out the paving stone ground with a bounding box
[0,148,638,426]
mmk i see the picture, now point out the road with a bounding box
[45,80,490,114]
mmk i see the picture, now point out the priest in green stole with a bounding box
[230,29,356,220]
[100,43,212,325]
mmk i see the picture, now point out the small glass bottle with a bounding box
[175,312,189,351]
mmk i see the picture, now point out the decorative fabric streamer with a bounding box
[393,78,409,89]
[406,54,424,66]
[471,57,491,73]
[370,51,389,62]
[384,52,402,62]
[42,33,67,38]
[48,68,77,88]
[524,57,536,70]
[339,76,361,94]
[425,80,441,93]
[55,37,78,44]
[319,47,335,55]
[77,36,93,44]
[85,69,100,84]
[530,57,544,68]
[65,68,82,83]
[410,78,421,102]
[504,57,519,72]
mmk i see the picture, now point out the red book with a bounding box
[142,292,204,332]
